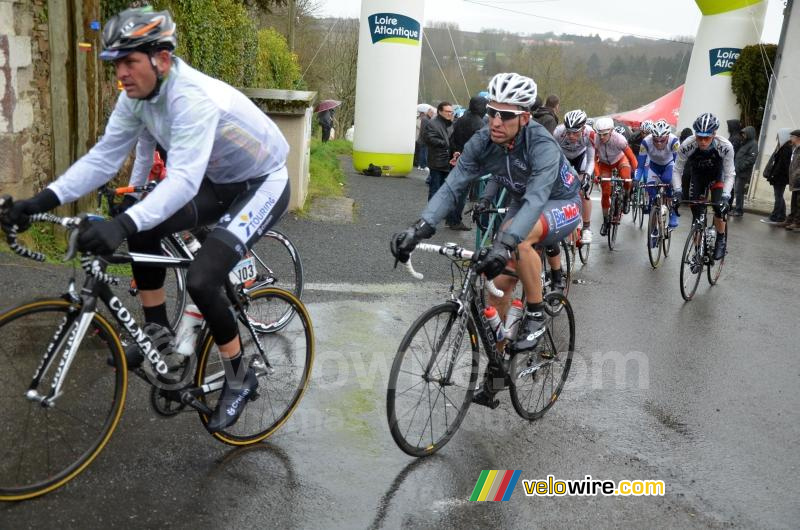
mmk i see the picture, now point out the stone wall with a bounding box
[0,0,52,198]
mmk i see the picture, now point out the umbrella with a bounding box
[315,99,341,113]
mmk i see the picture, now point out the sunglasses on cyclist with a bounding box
[487,105,527,121]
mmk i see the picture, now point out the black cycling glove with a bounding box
[471,198,492,223]
[77,213,137,255]
[1,189,60,233]
[390,219,435,264]
[475,231,516,279]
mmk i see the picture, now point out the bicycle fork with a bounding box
[26,306,96,408]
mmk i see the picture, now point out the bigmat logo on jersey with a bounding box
[708,47,741,76]
[368,13,421,46]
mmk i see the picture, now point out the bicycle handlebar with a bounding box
[403,242,504,297]
[599,177,632,182]
[0,201,121,284]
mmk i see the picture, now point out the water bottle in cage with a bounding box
[503,299,524,341]
[484,306,506,342]
[174,304,204,356]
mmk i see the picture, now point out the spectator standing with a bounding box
[785,130,800,230]
[451,95,487,203]
[423,101,467,229]
[532,95,560,134]
[727,119,743,154]
[319,108,334,142]
[761,128,793,224]
[414,104,432,170]
[731,125,757,216]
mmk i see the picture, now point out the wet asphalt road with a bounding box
[1,165,799,529]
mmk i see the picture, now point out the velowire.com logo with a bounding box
[469,470,522,502]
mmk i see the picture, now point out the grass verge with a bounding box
[301,138,351,213]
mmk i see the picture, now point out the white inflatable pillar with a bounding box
[677,0,768,132]
[353,0,425,176]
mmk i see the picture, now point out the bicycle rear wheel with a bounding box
[578,236,590,264]
[509,292,575,420]
[0,300,127,501]
[647,202,663,269]
[707,225,727,285]
[387,303,479,457]
[680,226,704,301]
[247,230,304,331]
[196,287,314,445]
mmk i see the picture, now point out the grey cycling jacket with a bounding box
[421,121,580,244]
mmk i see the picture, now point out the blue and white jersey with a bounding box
[638,134,679,167]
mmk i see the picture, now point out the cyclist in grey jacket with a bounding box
[391,73,581,408]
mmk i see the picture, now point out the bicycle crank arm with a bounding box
[180,388,214,416]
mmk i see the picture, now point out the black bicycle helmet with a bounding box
[100,7,176,61]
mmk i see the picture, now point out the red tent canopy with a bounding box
[612,85,684,128]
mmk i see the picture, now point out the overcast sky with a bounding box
[317,0,785,43]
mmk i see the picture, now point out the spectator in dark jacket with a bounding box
[319,109,334,142]
[785,130,800,230]
[762,128,793,224]
[727,119,743,154]
[451,95,487,204]
[451,96,487,154]
[732,125,758,216]
[532,94,559,134]
[423,101,467,229]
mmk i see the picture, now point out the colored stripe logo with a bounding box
[470,470,522,501]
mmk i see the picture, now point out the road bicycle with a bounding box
[0,199,314,501]
[599,171,631,251]
[97,183,304,332]
[630,178,648,229]
[644,182,673,269]
[386,241,575,457]
[679,200,728,301]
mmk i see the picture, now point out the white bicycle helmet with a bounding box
[651,119,671,138]
[564,109,587,131]
[640,119,655,135]
[487,73,538,109]
[594,117,614,133]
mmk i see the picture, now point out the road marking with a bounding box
[305,282,439,295]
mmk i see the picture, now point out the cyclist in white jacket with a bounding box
[2,7,289,431]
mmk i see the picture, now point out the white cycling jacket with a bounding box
[49,58,289,231]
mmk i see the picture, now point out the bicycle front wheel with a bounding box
[680,226,704,301]
[707,225,727,285]
[661,203,672,257]
[0,300,127,501]
[647,204,663,269]
[195,287,313,445]
[510,292,575,420]
[387,303,480,457]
